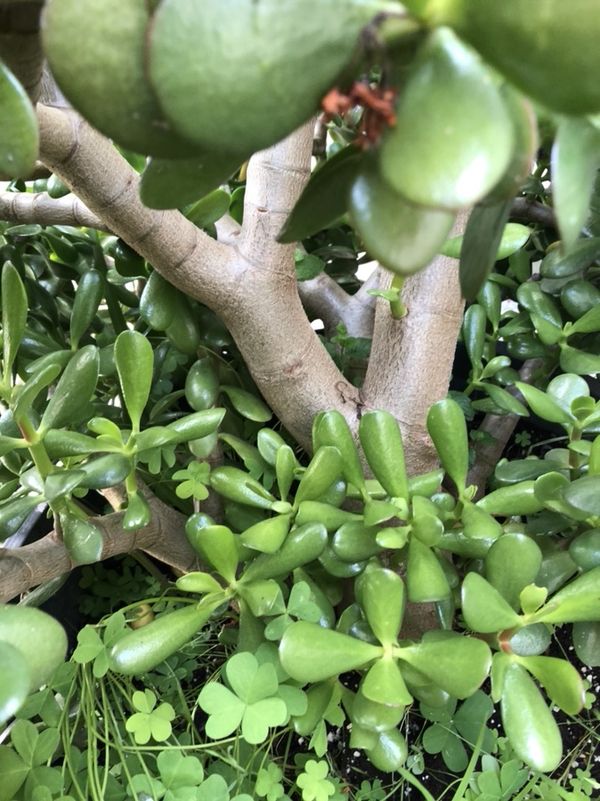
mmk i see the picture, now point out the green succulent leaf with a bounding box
[114,331,154,432]
[0,61,38,178]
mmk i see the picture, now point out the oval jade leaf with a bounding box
[108,601,218,675]
[356,564,405,646]
[352,686,406,731]
[361,658,412,707]
[278,146,364,244]
[426,398,468,493]
[485,533,543,610]
[398,631,492,699]
[185,521,239,584]
[349,158,455,275]
[2,263,27,382]
[477,481,543,516]
[42,0,198,157]
[39,345,99,433]
[458,201,513,301]
[551,117,600,251]
[0,642,31,725]
[533,566,600,624]
[517,655,585,715]
[140,153,241,210]
[279,621,382,684]
[0,605,67,692]
[220,386,272,423]
[379,27,513,210]
[366,728,408,773]
[569,529,600,572]
[240,514,292,554]
[149,0,385,156]
[60,515,104,565]
[500,662,562,772]
[572,621,600,667]
[407,538,450,603]
[437,0,600,114]
[461,572,522,633]
[563,475,600,517]
[0,61,38,178]
[114,330,153,432]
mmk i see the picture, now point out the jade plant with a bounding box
[1,0,600,797]
[79,404,596,775]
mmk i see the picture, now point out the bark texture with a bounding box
[0,493,196,602]
[0,97,473,599]
[361,212,470,474]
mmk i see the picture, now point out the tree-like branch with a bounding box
[0,492,196,603]
[298,272,375,338]
[37,105,238,308]
[36,105,356,450]
[510,198,556,230]
[361,212,470,475]
[0,190,108,230]
[467,358,544,496]
[0,1,44,102]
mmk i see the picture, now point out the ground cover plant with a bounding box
[0,0,599,799]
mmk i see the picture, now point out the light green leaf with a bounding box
[1,263,27,383]
[552,116,600,250]
[114,330,153,432]
[279,622,382,683]
[380,27,513,210]
[0,61,38,178]
[141,156,240,210]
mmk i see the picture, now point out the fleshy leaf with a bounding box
[500,662,562,772]
[279,622,382,683]
[0,61,38,178]
[398,631,492,698]
[114,331,153,432]
[461,572,522,633]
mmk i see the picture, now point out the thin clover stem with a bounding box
[58,666,87,801]
[449,723,485,801]
[394,765,437,801]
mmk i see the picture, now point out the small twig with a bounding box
[510,198,556,230]
[467,358,544,496]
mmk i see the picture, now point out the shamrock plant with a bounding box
[198,648,306,745]
[296,760,336,801]
[125,688,175,744]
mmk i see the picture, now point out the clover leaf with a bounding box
[296,760,336,801]
[264,581,323,640]
[158,750,204,800]
[195,773,254,801]
[138,441,177,474]
[197,652,287,744]
[173,461,210,500]
[125,689,175,744]
[255,762,285,801]
[72,612,127,677]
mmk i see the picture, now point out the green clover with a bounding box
[255,762,285,801]
[264,581,323,641]
[296,760,335,801]
[197,652,287,744]
[138,441,177,474]
[125,689,175,744]
[173,461,210,500]
[72,612,127,677]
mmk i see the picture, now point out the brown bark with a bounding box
[0,492,196,602]
[36,105,361,451]
[361,212,470,475]
[467,358,544,496]
[0,190,108,230]
[0,2,44,102]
